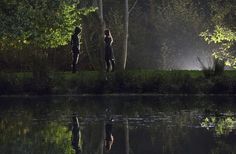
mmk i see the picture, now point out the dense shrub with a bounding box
[210,76,233,94]
[31,53,52,94]
[0,70,236,95]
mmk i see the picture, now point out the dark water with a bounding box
[0,95,236,154]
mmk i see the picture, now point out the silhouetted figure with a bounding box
[104,29,115,72]
[72,116,82,154]
[71,27,81,73]
[104,119,114,152]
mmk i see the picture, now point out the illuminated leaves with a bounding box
[200,0,236,68]
[200,26,236,44]
[201,115,236,136]
[0,0,96,50]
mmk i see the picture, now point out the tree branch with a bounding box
[128,0,138,15]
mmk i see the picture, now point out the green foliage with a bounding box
[201,26,236,44]
[200,26,236,68]
[0,0,96,49]
[200,0,236,68]
[39,122,74,154]
[201,114,236,136]
[0,114,74,154]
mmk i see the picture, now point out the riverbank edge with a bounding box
[0,70,236,95]
[1,93,236,98]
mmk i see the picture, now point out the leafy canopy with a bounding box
[200,0,236,68]
[0,0,96,49]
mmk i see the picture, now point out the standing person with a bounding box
[104,29,115,72]
[71,27,81,73]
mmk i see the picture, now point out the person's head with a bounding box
[104,29,110,36]
[74,27,81,34]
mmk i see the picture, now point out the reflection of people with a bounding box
[104,119,114,151]
[104,29,115,72]
[71,27,81,73]
[72,116,81,154]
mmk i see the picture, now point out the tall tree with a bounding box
[97,0,106,70]
[122,0,137,70]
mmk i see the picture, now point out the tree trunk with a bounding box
[122,0,137,70]
[97,0,105,71]
[82,30,96,70]
[122,0,129,70]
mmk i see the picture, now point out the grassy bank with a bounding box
[0,70,236,95]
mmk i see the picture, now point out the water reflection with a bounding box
[104,118,114,152]
[0,96,236,154]
[124,118,129,154]
[201,112,236,136]
[71,116,82,154]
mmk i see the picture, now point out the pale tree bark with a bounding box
[97,0,105,30]
[122,0,138,70]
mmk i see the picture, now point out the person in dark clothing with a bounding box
[104,29,115,72]
[71,27,81,73]
[104,119,114,151]
[71,116,82,154]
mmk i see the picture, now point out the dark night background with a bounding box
[0,0,235,71]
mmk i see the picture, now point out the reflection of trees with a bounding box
[0,102,76,154]
[37,122,74,154]
[82,122,105,154]
[124,118,130,154]
[211,140,236,154]
[0,109,32,153]
[1,96,236,154]
[201,114,236,136]
[0,114,74,153]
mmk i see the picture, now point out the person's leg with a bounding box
[106,59,110,72]
[111,59,115,72]
[72,53,78,73]
[76,53,79,70]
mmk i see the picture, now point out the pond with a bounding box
[0,95,236,154]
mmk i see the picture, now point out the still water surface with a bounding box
[0,95,236,154]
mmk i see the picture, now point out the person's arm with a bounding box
[110,34,113,45]
[78,36,81,51]
[104,36,107,43]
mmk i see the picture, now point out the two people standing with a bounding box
[70,27,115,73]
